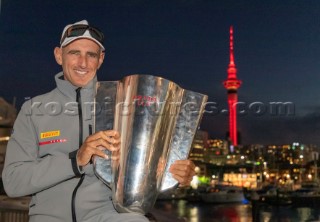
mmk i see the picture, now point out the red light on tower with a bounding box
[223,26,242,146]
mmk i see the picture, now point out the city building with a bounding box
[189,130,209,163]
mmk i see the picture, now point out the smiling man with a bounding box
[2,20,196,222]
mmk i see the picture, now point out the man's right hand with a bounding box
[76,130,120,166]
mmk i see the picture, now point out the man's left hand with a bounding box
[169,159,196,187]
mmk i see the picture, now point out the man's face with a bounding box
[54,38,105,87]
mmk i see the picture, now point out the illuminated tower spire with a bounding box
[223,26,242,146]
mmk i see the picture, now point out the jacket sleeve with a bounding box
[2,101,78,197]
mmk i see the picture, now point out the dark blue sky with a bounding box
[1,0,320,145]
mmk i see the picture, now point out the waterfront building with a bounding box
[204,139,228,165]
[262,143,319,187]
[189,130,209,163]
[0,97,16,195]
[189,130,209,178]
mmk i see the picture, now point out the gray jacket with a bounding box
[2,72,148,222]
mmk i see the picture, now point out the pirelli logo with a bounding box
[40,130,60,139]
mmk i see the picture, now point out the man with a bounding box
[2,20,195,222]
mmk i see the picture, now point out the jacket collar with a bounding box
[55,72,97,99]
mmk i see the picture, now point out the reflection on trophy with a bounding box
[93,74,207,214]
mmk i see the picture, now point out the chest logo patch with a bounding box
[40,130,60,139]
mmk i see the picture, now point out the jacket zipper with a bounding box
[71,87,85,222]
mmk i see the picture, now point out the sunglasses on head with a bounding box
[60,24,104,45]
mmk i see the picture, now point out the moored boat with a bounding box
[201,184,246,203]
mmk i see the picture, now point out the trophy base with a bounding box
[114,202,147,215]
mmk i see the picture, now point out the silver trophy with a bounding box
[93,74,207,214]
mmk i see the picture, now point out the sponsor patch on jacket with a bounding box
[40,130,60,139]
[39,139,67,146]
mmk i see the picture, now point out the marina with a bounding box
[2,185,320,221]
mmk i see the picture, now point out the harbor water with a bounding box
[152,200,251,222]
[1,196,320,222]
[151,200,320,222]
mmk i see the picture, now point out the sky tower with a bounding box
[223,26,242,146]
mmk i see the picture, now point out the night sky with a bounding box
[1,0,320,145]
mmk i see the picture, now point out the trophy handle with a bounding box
[160,90,208,192]
[93,81,120,187]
